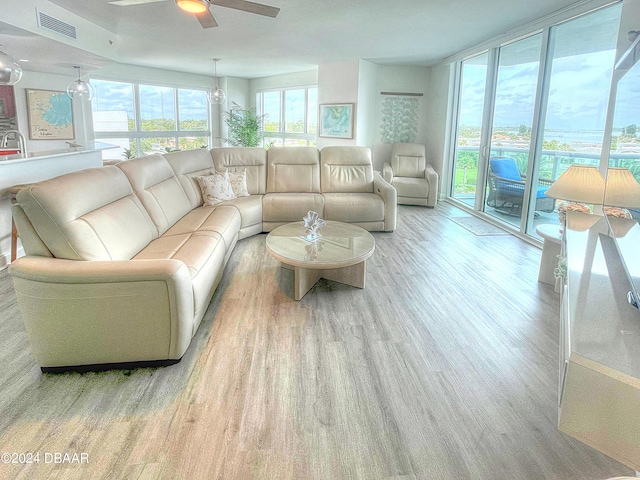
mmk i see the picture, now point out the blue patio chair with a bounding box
[486,157,555,216]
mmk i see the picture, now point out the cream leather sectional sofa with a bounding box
[9,146,396,372]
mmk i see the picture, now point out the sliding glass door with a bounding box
[526,4,622,235]
[449,2,622,239]
[451,53,488,206]
[485,34,542,227]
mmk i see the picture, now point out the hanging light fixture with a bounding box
[207,58,226,104]
[0,46,23,85]
[175,0,209,14]
[67,66,95,101]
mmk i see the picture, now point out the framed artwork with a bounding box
[26,89,75,140]
[319,103,354,139]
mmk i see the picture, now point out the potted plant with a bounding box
[217,102,267,147]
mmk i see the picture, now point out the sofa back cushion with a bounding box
[118,154,193,236]
[391,143,426,178]
[164,149,215,208]
[320,146,374,193]
[267,147,320,193]
[16,166,157,261]
[212,147,267,195]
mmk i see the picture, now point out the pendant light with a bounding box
[67,66,95,101]
[207,58,226,104]
[0,46,23,85]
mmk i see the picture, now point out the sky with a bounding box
[459,49,622,134]
[457,2,637,136]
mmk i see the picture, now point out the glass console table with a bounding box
[558,212,640,471]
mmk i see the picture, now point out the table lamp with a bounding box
[603,167,640,219]
[545,165,605,228]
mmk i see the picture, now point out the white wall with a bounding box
[371,65,431,171]
[425,63,452,198]
[356,60,377,150]
[316,60,360,149]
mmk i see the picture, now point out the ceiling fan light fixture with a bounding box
[0,48,23,86]
[175,0,208,14]
[67,66,95,102]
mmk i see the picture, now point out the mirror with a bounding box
[604,27,640,310]
[607,44,640,224]
[0,85,18,150]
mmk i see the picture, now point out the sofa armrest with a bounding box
[425,164,439,208]
[9,257,195,368]
[373,171,397,232]
[382,162,394,183]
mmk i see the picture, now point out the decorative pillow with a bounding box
[196,170,235,206]
[228,168,250,198]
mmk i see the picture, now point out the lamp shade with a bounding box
[604,167,640,208]
[545,165,605,204]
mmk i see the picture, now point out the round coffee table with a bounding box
[266,220,376,300]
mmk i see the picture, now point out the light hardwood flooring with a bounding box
[0,203,633,479]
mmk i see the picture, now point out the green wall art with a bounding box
[380,96,419,144]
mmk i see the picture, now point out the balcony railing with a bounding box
[455,145,640,183]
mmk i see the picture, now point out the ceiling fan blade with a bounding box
[209,0,280,18]
[108,0,168,6]
[197,9,219,28]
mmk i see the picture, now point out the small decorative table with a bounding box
[266,220,375,300]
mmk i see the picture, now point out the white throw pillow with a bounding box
[228,168,250,197]
[196,170,235,206]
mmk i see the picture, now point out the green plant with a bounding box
[122,147,136,159]
[217,102,266,147]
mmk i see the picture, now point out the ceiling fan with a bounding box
[108,0,280,29]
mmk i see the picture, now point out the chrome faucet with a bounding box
[1,130,27,157]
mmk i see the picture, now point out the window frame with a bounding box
[256,85,317,147]
[92,79,211,157]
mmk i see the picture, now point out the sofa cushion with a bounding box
[134,230,226,327]
[118,154,193,236]
[163,205,241,252]
[262,193,324,223]
[222,195,263,231]
[16,166,157,261]
[392,155,426,178]
[322,193,385,223]
[391,177,430,198]
[320,146,374,193]
[267,147,320,193]
[196,170,235,206]
[391,143,427,177]
[164,149,216,209]
[212,147,267,195]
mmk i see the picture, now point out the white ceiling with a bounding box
[3,0,589,79]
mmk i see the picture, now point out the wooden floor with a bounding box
[0,203,633,479]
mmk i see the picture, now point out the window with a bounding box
[449,2,622,239]
[92,80,210,159]
[256,86,317,147]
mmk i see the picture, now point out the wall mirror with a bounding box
[604,33,640,309]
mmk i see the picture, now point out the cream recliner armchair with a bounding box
[383,143,438,207]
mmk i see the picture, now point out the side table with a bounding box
[536,224,561,293]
